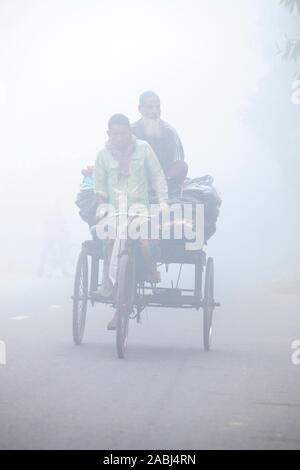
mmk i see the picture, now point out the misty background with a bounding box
[0,0,300,451]
[0,0,298,290]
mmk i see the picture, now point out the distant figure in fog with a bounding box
[37,199,73,278]
[132,91,188,196]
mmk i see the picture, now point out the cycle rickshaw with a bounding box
[72,212,220,358]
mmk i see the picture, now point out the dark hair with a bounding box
[108,113,131,129]
[139,90,159,106]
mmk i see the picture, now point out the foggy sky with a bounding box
[0,0,298,286]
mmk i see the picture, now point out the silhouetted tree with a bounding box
[279,0,300,63]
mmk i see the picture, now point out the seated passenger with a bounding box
[132,91,188,196]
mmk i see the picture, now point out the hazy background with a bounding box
[1,0,300,451]
[0,0,299,289]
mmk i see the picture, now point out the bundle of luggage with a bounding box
[75,166,98,227]
[180,175,221,242]
[75,168,221,243]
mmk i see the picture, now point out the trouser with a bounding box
[99,238,160,297]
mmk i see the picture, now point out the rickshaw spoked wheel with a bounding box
[203,257,214,352]
[116,252,135,359]
[73,251,89,345]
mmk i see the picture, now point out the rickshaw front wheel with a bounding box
[203,257,214,352]
[116,252,135,359]
[73,251,89,345]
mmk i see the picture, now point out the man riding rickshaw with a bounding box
[74,92,221,353]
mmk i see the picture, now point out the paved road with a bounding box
[0,271,300,450]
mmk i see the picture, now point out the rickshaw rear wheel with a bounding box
[73,251,89,345]
[203,257,214,352]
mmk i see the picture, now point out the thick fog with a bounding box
[1,0,298,285]
[0,0,299,451]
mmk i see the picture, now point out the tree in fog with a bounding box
[279,0,300,63]
[245,0,300,187]
[243,0,300,284]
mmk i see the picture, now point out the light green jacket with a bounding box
[94,139,168,211]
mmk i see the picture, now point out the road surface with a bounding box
[0,271,300,450]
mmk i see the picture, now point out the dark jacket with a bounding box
[131,119,184,171]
